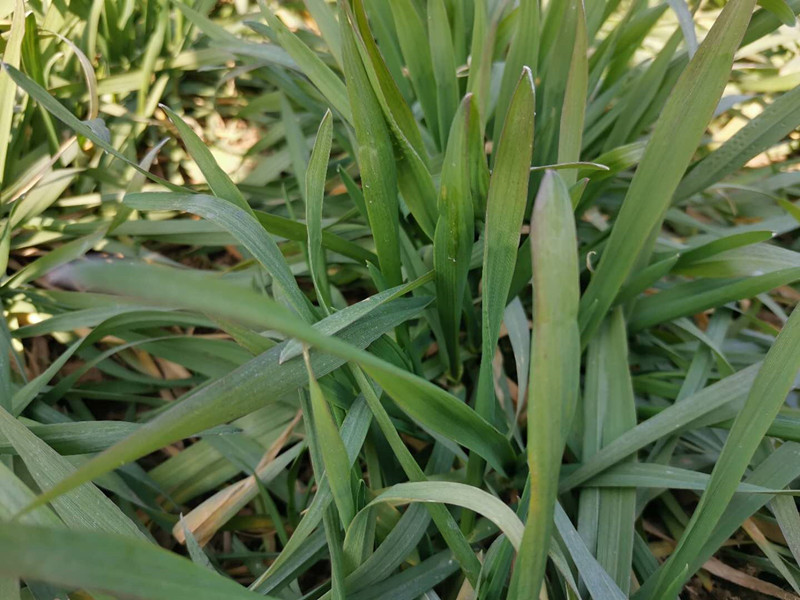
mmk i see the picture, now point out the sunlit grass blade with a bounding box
[510,170,580,598]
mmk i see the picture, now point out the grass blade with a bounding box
[434,95,475,379]
[510,170,580,598]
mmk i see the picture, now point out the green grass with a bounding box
[1,0,800,598]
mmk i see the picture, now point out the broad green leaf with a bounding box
[510,170,580,598]
[579,0,759,343]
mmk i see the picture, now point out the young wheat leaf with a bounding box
[511,170,580,598]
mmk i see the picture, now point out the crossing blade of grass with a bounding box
[124,192,315,321]
[648,303,800,599]
[578,0,758,343]
[0,407,145,539]
[634,442,800,599]
[0,523,273,600]
[347,482,524,551]
[510,170,580,599]
[628,268,800,331]
[23,260,513,513]
[159,106,254,218]
[434,95,474,379]
[578,308,636,594]
[306,110,334,313]
[341,14,402,287]
[676,84,800,201]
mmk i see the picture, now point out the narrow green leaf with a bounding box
[341,15,402,287]
[306,110,334,312]
[476,67,535,422]
[304,349,356,528]
[0,407,145,539]
[434,95,474,379]
[389,0,439,145]
[557,0,588,186]
[22,261,513,512]
[124,192,315,321]
[428,0,459,146]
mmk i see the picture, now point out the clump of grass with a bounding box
[2,0,800,598]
